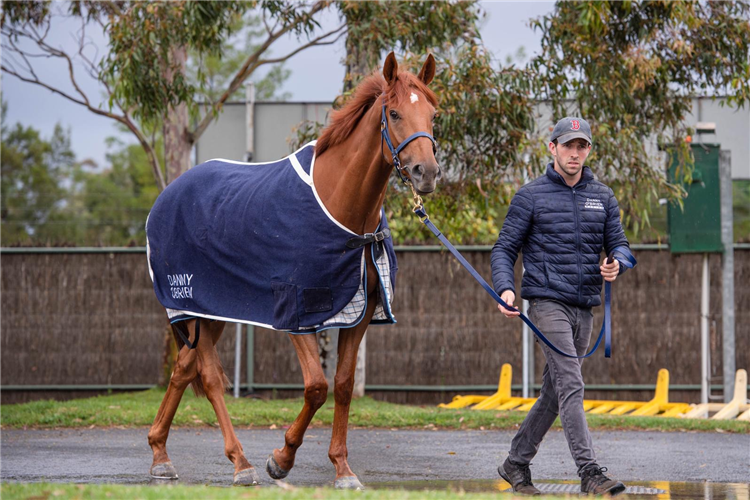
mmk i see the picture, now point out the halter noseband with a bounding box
[380,100,437,184]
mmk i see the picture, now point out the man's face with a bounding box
[548,138,591,178]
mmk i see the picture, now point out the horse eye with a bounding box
[389,110,400,120]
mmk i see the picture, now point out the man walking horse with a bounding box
[492,117,635,495]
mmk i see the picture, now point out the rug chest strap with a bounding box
[346,228,391,249]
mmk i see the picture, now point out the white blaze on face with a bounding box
[410,92,419,104]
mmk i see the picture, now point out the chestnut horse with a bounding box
[147,52,440,488]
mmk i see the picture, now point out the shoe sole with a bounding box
[582,482,627,496]
[607,482,627,496]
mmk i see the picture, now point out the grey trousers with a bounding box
[508,298,597,473]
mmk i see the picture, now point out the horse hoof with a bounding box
[266,454,289,480]
[234,467,261,486]
[335,476,364,490]
[150,461,178,479]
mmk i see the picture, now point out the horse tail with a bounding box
[170,319,229,398]
[190,373,207,398]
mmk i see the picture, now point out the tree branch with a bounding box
[190,2,338,142]
[257,26,345,66]
[2,64,89,108]
[262,9,274,35]
[1,65,167,191]
[74,19,105,84]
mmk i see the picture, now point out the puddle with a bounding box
[369,480,750,499]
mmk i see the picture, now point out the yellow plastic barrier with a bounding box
[681,369,749,420]
[437,363,513,409]
[435,364,746,419]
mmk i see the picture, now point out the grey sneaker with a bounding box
[580,465,626,495]
[498,457,542,495]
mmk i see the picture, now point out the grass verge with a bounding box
[0,482,553,500]
[1,389,748,433]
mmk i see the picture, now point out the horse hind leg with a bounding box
[194,320,260,486]
[147,320,200,479]
[267,333,328,481]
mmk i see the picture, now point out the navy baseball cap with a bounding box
[550,116,592,145]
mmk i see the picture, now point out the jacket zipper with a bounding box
[572,187,583,304]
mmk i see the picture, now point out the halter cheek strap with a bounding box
[380,101,437,183]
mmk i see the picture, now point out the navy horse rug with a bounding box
[146,141,397,333]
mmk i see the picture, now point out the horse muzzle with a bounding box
[408,163,442,195]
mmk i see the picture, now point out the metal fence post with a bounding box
[246,325,254,392]
[720,150,735,403]
[234,323,242,398]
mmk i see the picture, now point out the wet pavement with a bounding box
[1,428,748,492]
[370,479,750,499]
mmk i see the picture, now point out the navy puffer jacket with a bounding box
[491,163,631,308]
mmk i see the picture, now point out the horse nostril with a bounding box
[412,164,424,180]
[436,166,443,180]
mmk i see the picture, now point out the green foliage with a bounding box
[735,181,750,242]
[0,0,49,27]
[386,184,510,245]
[187,13,291,103]
[102,1,327,124]
[1,110,159,246]
[1,114,75,245]
[68,138,161,246]
[5,1,750,245]
[419,45,539,186]
[338,1,481,90]
[104,1,250,123]
[305,1,750,245]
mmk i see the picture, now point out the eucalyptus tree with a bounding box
[2,1,344,190]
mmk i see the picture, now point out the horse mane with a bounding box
[316,70,438,157]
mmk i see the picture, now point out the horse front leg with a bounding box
[148,322,199,479]
[328,297,376,490]
[195,320,260,486]
[266,333,328,481]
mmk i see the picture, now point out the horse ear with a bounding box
[418,53,436,85]
[383,52,398,84]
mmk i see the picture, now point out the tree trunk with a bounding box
[159,45,191,384]
[341,7,381,95]
[163,45,192,184]
[343,37,372,94]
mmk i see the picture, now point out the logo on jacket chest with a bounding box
[583,198,605,211]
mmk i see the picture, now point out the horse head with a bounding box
[381,52,441,195]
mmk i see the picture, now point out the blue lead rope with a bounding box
[413,206,636,359]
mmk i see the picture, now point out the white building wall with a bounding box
[196,98,749,179]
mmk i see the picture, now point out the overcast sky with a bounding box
[2,1,554,168]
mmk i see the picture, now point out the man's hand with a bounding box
[497,290,520,318]
[600,257,620,282]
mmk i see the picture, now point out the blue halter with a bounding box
[380,101,437,183]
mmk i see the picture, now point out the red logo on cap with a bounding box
[571,120,580,130]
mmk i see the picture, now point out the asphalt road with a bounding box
[1,428,748,487]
